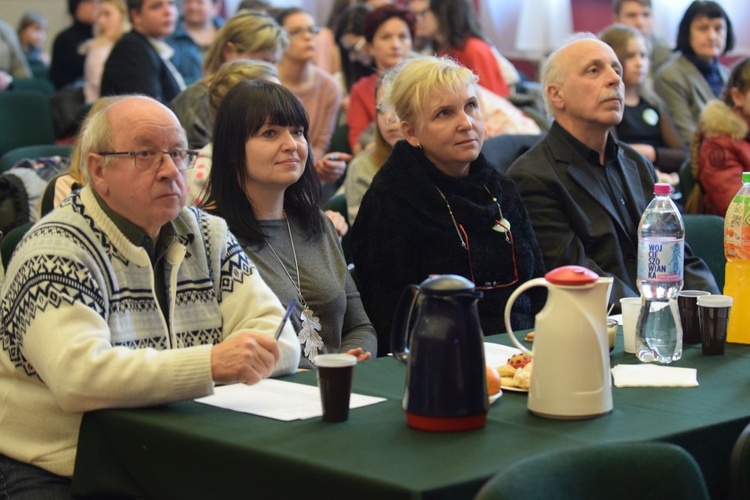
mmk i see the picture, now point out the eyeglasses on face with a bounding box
[97,149,198,171]
[287,26,320,37]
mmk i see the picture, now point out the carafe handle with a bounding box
[503,277,549,356]
[390,285,420,363]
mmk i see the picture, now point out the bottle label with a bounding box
[725,194,750,260]
[637,238,684,282]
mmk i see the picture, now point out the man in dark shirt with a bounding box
[100,0,184,102]
[507,34,718,307]
[49,0,98,90]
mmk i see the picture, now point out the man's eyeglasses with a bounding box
[97,149,198,171]
[287,26,321,37]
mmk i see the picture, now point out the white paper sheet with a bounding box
[194,379,387,421]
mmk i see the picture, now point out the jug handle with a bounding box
[390,285,420,363]
[503,277,549,357]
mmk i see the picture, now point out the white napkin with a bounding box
[611,364,698,388]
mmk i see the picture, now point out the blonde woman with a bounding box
[82,0,129,103]
[351,56,545,355]
[170,11,288,149]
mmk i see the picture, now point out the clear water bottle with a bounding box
[636,183,684,363]
[724,172,750,343]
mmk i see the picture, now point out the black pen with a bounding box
[274,299,296,340]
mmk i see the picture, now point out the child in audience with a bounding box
[600,24,686,181]
[16,11,50,70]
[690,58,750,217]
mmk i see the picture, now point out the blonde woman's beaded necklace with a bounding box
[264,215,323,360]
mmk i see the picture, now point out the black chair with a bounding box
[475,442,710,500]
[480,134,542,174]
[730,421,750,500]
[683,214,726,291]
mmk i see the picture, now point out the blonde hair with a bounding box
[387,55,477,127]
[207,59,279,119]
[96,0,130,39]
[203,11,288,76]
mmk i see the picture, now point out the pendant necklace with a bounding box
[264,215,323,360]
[433,184,512,244]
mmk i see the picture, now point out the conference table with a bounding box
[72,332,750,499]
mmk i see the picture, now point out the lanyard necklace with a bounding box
[433,184,518,290]
[264,214,323,360]
[433,184,512,244]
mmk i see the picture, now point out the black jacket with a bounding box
[101,31,181,102]
[351,141,546,356]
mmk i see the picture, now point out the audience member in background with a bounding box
[0,95,300,498]
[16,11,50,76]
[406,0,432,53]
[600,24,687,181]
[167,0,224,86]
[101,0,185,101]
[0,17,31,89]
[689,58,750,217]
[274,8,345,166]
[314,0,349,75]
[612,0,672,75]
[347,5,415,154]
[170,11,287,149]
[423,0,509,98]
[204,80,376,368]
[40,98,113,216]
[507,34,718,309]
[49,0,98,90]
[351,56,546,355]
[83,0,130,103]
[335,3,374,113]
[185,59,279,205]
[654,1,734,146]
[344,74,401,223]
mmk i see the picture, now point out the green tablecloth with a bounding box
[72,333,750,499]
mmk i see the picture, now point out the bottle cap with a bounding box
[654,183,671,196]
[743,172,750,184]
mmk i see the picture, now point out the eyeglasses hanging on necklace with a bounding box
[434,185,519,290]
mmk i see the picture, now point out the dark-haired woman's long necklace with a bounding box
[264,215,323,360]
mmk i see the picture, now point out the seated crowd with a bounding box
[0,0,746,496]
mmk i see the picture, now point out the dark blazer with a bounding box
[101,31,181,102]
[507,122,719,309]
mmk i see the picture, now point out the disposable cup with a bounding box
[314,354,357,422]
[678,291,711,344]
[697,295,733,355]
[620,297,642,354]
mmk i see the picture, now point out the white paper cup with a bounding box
[620,297,642,354]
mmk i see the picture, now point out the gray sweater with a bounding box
[244,213,377,369]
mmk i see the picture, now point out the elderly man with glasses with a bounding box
[0,95,300,498]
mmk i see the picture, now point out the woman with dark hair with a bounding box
[335,3,375,99]
[422,0,509,98]
[206,80,376,368]
[654,0,735,145]
[346,4,415,154]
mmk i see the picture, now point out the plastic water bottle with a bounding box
[636,183,684,363]
[724,172,750,343]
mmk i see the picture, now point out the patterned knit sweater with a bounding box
[0,187,300,477]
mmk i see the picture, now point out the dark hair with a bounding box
[363,4,415,44]
[208,80,323,244]
[675,1,734,57]
[723,57,750,107]
[273,6,306,27]
[429,0,484,50]
[335,3,375,91]
[126,0,144,12]
[237,0,272,12]
[327,0,359,31]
